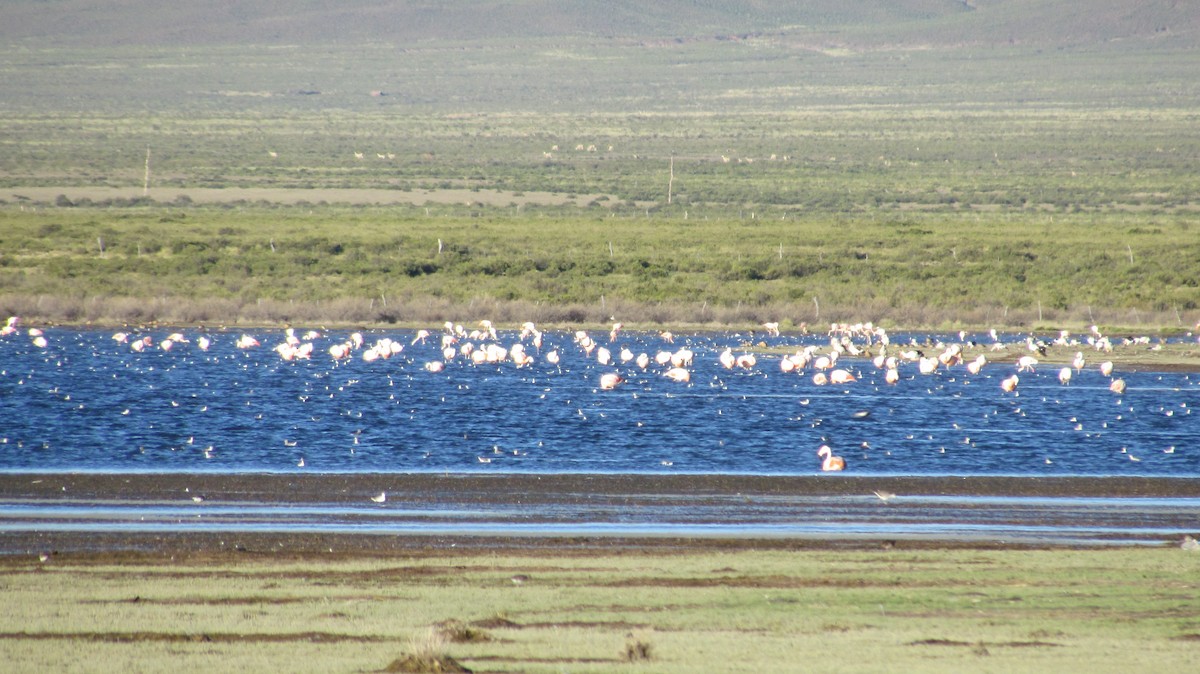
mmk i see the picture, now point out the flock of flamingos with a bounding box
[2,314,1172,473]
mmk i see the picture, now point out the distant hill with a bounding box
[2,0,1196,49]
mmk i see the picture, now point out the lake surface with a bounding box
[2,327,1197,477]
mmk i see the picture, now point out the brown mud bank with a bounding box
[3,473,1198,560]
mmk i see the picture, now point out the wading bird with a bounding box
[817,445,845,472]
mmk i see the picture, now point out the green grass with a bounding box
[0,204,1197,330]
[2,546,1198,673]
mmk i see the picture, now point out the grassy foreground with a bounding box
[3,546,1198,673]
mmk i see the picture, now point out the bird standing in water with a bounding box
[817,445,845,472]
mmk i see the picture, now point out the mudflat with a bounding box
[3,472,1199,557]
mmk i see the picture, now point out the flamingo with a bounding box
[817,445,846,472]
[664,367,691,383]
[671,348,694,368]
[1100,361,1114,377]
[577,335,597,355]
[735,354,757,369]
[1058,367,1073,385]
[1000,374,1019,392]
[830,368,856,384]
[511,349,535,368]
[484,343,507,363]
[719,348,736,370]
[599,373,624,390]
[1110,379,1127,395]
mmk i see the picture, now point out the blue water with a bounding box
[2,328,1198,476]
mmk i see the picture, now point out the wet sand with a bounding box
[3,472,1198,558]
[5,471,1200,502]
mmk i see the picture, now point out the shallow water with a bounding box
[1,327,1198,476]
[4,490,1197,547]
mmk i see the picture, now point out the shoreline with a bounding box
[4,472,1198,557]
[6,471,1200,500]
[5,325,1200,373]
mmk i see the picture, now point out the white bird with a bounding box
[664,367,691,383]
[830,368,856,384]
[599,373,624,390]
[370,492,387,503]
[817,445,845,471]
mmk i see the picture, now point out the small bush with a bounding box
[624,637,654,662]
[382,628,472,673]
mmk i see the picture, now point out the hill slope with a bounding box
[2,0,1195,49]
